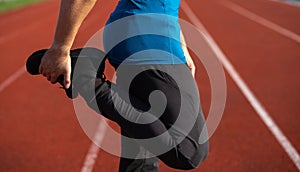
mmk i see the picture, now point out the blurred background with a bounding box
[1,0,300,171]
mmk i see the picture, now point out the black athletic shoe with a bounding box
[26,47,107,99]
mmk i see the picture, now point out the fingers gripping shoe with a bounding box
[26,48,107,99]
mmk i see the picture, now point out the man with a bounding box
[37,0,208,171]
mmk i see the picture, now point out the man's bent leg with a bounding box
[77,64,208,170]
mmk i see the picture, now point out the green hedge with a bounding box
[0,0,45,13]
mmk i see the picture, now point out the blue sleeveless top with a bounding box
[104,0,186,65]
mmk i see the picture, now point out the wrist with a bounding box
[47,43,71,60]
[50,42,71,54]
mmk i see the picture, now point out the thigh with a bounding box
[115,64,185,128]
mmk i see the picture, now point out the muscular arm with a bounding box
[39,0,97,88]
[180,30,196,77]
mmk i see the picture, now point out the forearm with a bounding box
[51,0,97,51]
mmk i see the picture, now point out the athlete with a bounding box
[34,0,209,171]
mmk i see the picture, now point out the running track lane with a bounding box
[1,0,300,171]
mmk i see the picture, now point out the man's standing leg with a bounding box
[115,65,158,172]
[118,130,158,172]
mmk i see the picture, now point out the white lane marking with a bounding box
[222,1,300,44]
[181,1,300,171]
[0,66,26,93]
[81,119,108,172]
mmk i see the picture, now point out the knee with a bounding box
[182,143,209,170]
[178,136,209,169]
[189,141,209,169]
[160,140,209,170]
[163,150,208,170]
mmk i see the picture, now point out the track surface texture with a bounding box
[1,0,299,171]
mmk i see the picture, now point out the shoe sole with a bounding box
[26,47,106,98]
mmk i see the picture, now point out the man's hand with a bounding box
[39,47,71,89]
[37,0,97,89]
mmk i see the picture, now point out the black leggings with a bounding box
[81,64,209,171]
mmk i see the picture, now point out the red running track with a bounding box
[0,0,299,171]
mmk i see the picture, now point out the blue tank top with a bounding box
[104,0,186,65]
